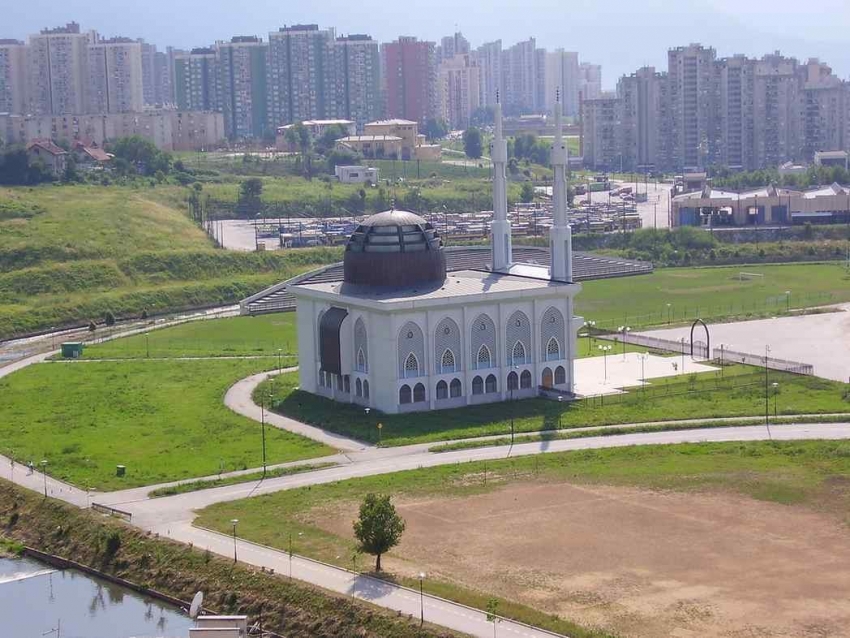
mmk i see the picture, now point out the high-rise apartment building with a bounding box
[474,40,502,108]
[579,62,602,102]
[437,53,480,129]
[0,39,28,114]
[545,50,579,117]
[438,32,470,63]
[753,53,800,169]
[799,59,845,162]
[330,34,381,129]
[138,40,158,106]
[617,67,667,171]
[267,24,335,129]
[174,47,219,112]
[87,37,144,114]
[667,44,719,171]
[217,36,268,139]
[717,55,755,170]
[382,36,437,125]
[501,38,538,115]
[581,92,621,170]
[27,22,93,115]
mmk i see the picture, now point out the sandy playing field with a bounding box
[308,482,850,637]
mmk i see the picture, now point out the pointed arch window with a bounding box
[476,345,492,370]
[441,349,456,373]
[511,341,527,365]
[404,352,420,378]
[357,348,367,372]
[547,337,561,361]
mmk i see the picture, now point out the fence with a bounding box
[590,290,837,332]
[609,332,710,359]
[715,348,814,375]
[91,502,133,522]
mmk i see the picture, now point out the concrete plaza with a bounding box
[574,351,718,396]
[638,304,850,383]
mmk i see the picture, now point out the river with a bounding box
[0,556,193,638]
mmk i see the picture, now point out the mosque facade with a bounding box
[289,93,584,413]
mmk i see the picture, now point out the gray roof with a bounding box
[242,246,653,315]
[359,209,427,227]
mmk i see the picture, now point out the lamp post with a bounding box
[509,365,518,444]
[557,395,563,429]
[680,337,686,372]
[785,290,791,313]
[584,320,596,355]
[639,352,648,390]
[231,519,239,563]
[598,345,612,382]
[40,459,48,498]
[771,382,779,416]
[145,332,150,359]
[277,348,282,373]
[666,303,672,325]
[418,572,427,626]
[261,392,270,477]
[764,345,772,440]
[617,325,631,360]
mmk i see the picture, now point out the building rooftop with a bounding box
[366,119,417,126]
[27,140,67,156]
[338,135,403,142]
[241,246,653,315]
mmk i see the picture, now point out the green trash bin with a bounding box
[116,465,126,477]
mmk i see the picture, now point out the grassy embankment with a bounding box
[0,357,332,490]
[196,440,850,637]
[261,364,850,447]
[0,480,457,638]
[0,185,339,339]
[81,314,299,359]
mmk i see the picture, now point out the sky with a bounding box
[7,0,850,88]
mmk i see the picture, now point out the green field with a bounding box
[196,439,850,637]
[576,262,850,329]
[83,314,298,359]
[0,359,332,490]
[261,365,850,447]
[0,185,339,339]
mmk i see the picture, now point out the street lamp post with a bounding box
[785,290,791,313]
[666,303,672,325]
[598,345,612,382]
[680,337,686,371]
[772,382,779,416]
[418,572,427,626]
[584,321,596,355]
[40,459,48,498]
[231,519,239,563]
[277,348,282,373]
[639,352,648,391]
[557,395,563,429]
[617,325,631,360]
[764,345,772,440]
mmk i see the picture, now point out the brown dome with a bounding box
[343,209,446,288]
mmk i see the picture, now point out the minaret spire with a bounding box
[490,90,512,272]
[549,87,573,282]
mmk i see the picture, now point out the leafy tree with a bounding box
[238,178,264,216]
[326,149,361,173]
[486,598,501,638]
[469,106,495,128]
[424,118,449,140]
[314,124,349,156]
[520,181,535,203]
[108,136,172,176]
[463,127,483,159]
[353,493,405,572]
[104,311,116,327]
[0,146,52,185]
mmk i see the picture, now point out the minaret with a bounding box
[490,91,512,272]
[549,88,573,282]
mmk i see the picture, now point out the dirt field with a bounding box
[308,482,850,637]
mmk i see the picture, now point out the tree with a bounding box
[108,136,172,176]
[104,310,116,327]
[463,127,483,159]
[520,181,535,203]
[238,178,264,216]
[353,493,405,572]
[486,598,501,638]
[314,124,349,156]
[0,146,51,185]
[424,118,448,141]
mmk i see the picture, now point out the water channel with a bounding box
[0,556,193,638]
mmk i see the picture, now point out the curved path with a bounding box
[4,337,850,638]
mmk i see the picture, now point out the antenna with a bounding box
[190,591,204,620]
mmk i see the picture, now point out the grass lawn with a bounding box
[261,365,850,447]
[83,314,299,359]
[195,439,850,637]
[0,359,332,490]
[576,262,850,329]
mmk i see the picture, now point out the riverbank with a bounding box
[0,480,458,638]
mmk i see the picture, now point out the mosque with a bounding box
[243,93,652,413]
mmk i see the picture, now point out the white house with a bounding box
[334,165,379,184]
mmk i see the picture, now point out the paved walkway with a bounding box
[638,303,850,382]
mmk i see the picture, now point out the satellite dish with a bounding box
[189,591,204,620]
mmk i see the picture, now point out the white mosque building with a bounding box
[287,93,586,413]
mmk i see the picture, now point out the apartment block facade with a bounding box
[437,53,480,129]
[217,36,268,139]
[475,40,502,108]
[27,22,93,115]
[329,35,381,129]
[0,39,28,114]
[87,38,144,114]
[382,37,437,125]
[174,48,219,112]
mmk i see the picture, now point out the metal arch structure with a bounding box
[690,319,710,359]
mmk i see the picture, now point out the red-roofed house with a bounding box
[26,140,68,178]
[72,141,112,169]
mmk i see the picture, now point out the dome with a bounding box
[343,209,446,288]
